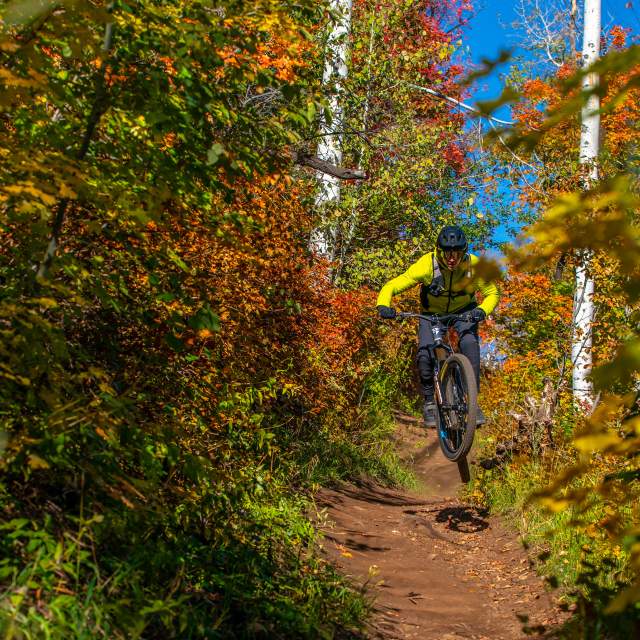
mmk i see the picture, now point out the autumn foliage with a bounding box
[473,24,640,633]
[0,0,424,636]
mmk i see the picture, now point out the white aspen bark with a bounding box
[334,17,375,281]
[572,0,600,408]
[309,0,352,261]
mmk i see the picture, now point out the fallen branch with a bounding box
[294,151,367,181]
[479,377,561,470]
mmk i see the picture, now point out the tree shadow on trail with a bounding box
[317,477,443,509]
[324,533,392,554]
[337,478,442,507]
[435,505,489,533]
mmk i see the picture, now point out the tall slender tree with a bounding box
[572,0,600,406]
[310,0,353,260]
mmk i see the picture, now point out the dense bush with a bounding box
[0,1,417,636]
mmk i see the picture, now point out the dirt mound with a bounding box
[317,414,566,639]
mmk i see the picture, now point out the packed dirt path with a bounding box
[317,413,566,639]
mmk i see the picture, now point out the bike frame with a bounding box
[392,310,477,471]
[396,311,472,431]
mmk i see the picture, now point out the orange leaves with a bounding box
[217,46,242,68]
[485,265,573,383]
[610,26,628,49]
[160,132,177,151]
[522,78,555,102]
[514,40,640,178]
[256,42,302,82]
[157,55,177,76]
[213,14,313,85]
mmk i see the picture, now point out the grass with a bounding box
[470,449,640,639]
[290,364,418,490]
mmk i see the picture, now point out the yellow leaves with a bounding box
[256,11,292,34]
[0,41,19,53]
[625,415,640,436]
[531,462,588,506]
[593,339,640,390]
[574,431,621,454]
[604,585,640,614]
[570,394,640,456]
[30,297,58,309]
[3,181,56,205]
[97,381,116,395]
[0,66,46,88]
[0,365,31,386]
[510,175,640,273]
[27,454,49,470]
[58,182,77,198]
[536,497,572,513]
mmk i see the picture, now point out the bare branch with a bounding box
[406,82,516,126]
[294,151,367,180]
[512,0,583,71]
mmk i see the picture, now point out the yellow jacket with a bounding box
[376,251,499,315]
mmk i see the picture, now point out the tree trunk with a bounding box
[569,0,578,59]
[572,0,600,408]
[36,19,115,280]
[309,0,353,261]
[333,16,376,282]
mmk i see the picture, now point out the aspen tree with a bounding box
[310,0,352,260]
[572,0,600,406]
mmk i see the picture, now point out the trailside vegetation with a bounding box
[472,24,640,636]
[0,0,470,636]
[4,0,640,636]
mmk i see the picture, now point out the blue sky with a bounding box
[464,0,640,108]
[458,0,639,246]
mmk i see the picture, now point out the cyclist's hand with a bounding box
[469,308,486,323]
[377,305,397,320]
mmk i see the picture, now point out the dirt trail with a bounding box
[317,414,566,639]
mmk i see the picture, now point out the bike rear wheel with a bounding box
[436,353,477,461]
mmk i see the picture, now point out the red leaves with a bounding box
[443,141,466,174]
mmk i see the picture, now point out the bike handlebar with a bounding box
[396,311,473,323]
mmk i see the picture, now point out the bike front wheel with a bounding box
[436,353,477,462]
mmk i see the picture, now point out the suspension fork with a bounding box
[430,344,444,406]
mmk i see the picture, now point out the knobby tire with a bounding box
[437,353,477,462]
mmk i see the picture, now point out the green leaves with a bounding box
[207,142,225,165]
[187,305,220,333]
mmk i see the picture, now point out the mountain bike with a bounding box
[397,311,478,464]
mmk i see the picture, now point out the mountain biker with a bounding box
[376,225,500,427]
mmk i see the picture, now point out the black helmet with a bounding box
[436,225,468,252]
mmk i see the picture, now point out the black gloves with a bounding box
[377,305,397,320]
[469,308,486,323]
